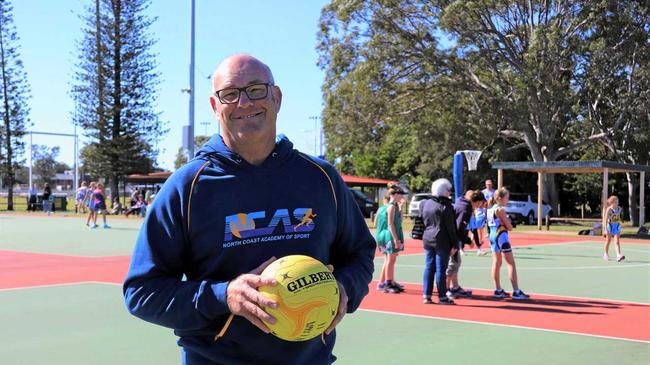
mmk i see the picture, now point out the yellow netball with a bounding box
[259,255,340,341]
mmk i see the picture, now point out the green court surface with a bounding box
[1,284,647,365]
[382,243,650,303]
[1,213,649,364]
[0,214,141,256]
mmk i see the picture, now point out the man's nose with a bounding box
[237,91,253,107]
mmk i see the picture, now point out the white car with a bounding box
[408,193,433,218]
[504,193,553,225]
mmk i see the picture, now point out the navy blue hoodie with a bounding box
[123,135,375,365]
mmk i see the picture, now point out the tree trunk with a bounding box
[0,16,13,211]
[543,173,559,215]
[111,0,122,204]
[626,172,639,226]
[110,174,119,204]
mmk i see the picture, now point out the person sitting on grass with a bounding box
[110,198,124,215]
[125,195,145,218]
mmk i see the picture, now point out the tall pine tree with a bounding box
[0,0,30,210]
[72,0,163,200]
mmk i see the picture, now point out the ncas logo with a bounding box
[224,208,317,241]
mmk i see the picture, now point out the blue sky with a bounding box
[13,0,329,170]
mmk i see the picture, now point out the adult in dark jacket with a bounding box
[421,178,458,304]
[123,54,376,365]
[446,190,486,298]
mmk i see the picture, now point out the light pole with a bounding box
[308,116,319,156]
[200,121,210,136]
[186,0,196,157]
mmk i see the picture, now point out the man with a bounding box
[482,179,495,202]
[477,179,496,248]
[123,54,375,365]
[27,183,38,212]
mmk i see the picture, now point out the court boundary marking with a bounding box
[358,308,650,344]
[0,281,117,292]
[374,279,650,306]
[2,281,647,344]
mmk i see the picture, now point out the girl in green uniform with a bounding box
[376,184,406,293]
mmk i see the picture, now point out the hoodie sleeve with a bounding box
[122,161,231,331]
[326,166,376,313]
[445,201,460,249]
[454,202,471,245]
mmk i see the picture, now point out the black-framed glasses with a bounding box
[214,83,272,104]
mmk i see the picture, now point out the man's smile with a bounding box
[233,111,264,120]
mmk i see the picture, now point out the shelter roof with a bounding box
[126,172,397,187]
[341,175,397,187]
[491,161,650,174]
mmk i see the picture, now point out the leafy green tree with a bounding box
[32,145,61,184]
[72,0,164,201]
[0,0,30,209]
[574,1,649,224]
[317,1,492,191]
[318,0,648,213]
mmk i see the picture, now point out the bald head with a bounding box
[208,54,282,165]
[212,54,274,92]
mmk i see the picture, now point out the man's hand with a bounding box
[226,257,278,333]
[450,247,458,257]
[324,265,349,335]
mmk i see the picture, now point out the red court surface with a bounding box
[0,250,129,289]
[2,239,648,343]
[361,281,650,342]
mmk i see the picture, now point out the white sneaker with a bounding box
[603,253,609,261]
[616,255,625,262]
[477,249,487,256]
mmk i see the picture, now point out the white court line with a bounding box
[0,249,130,259]
[562,245,650,254]
[359,308,650,344]
[391,240,650,259]
[391,263,650,270]
[0,281,116,292]
[379,279,650,306]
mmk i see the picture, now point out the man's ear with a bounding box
[272,85,282,111]
[209,95,219,113]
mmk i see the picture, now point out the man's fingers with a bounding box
[250,256,277,275]
[241,312,272,334]
[241,286,278,309]
[242,274,277,288]
[243,301,276,325]
[325,282,348,335]
[326,264,334,273]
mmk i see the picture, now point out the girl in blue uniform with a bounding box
[472,200,488,256]
[486,187,530,300]
[602,196,625,262]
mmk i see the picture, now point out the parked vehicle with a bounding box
[504,193,553,225]
[408,193,433,218]
[349,188,378,218]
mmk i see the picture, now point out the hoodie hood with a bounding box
[195,133,294,169]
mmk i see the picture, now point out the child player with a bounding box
[602,195,625,262]
[486,187,530,300]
